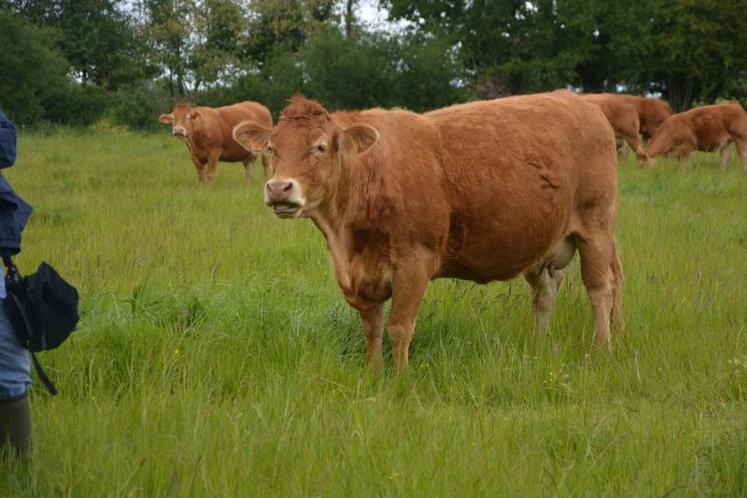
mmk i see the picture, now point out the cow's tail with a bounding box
[610,241,624,332]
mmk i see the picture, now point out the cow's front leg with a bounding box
[387,259,432,371]
[191,156,207,183]
[359,304,385,371]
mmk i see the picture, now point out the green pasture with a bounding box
[1,127,745,496]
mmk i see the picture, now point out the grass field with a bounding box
[1,127,746,497]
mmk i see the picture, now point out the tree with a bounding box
[5,0,146,89]
[191,0,247,89]
[643,0,747,111]
[0,14,69,124]
[137,0,196,98]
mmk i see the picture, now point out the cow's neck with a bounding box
[310,198,353,294]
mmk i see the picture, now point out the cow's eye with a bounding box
[315,143,327,155]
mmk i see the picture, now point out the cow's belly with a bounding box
[696,132,730,152]
[435,189,572,282]
[220,143,253,162]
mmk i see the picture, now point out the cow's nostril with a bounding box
[282,182,292,192]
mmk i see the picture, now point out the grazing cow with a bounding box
[622,95,673,141]
[233,92,622,370]
[646,102,747,172]
[159,101,272,184]
[581,93,648,164]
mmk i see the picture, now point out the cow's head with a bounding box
[233,97,378,219]
[159,103,201,138]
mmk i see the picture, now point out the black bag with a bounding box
[3,257,79,395]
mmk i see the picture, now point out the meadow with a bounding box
[1,127,745,497]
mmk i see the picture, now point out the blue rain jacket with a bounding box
[0,109,32,257]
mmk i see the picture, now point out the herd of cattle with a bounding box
[158,91,745,370]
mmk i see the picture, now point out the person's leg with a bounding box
[0,301,31,458]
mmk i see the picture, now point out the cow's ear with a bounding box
[159,113,174,124]
[233,120,272,151]
[337,124,379,155]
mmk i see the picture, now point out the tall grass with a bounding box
[1,128,745,496]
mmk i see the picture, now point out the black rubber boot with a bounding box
[0,391,31,459]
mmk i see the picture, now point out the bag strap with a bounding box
[30,351,58,395]
[2,255,23,288]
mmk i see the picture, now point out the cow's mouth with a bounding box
[270,201,301,218]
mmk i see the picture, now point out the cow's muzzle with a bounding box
[172,126,187,137]
[265,179,304,218]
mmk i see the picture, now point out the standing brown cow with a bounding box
[233,92,622,370]
[581,93,648,164]
[159,101,273,184]
[646,102,747,172]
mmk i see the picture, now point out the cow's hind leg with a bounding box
[575,230,617,349]
[616,138,630,161]
[261,153,271,178]
[679,150,691,171]
[524,237,576,332]
[719,141,733,170]
[360,304,385,372]
[735,138,747,174]
[205,150,220,185]
[243,155,255,184]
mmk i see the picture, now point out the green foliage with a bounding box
[0,14,69,125]
[387,0,747,107]
[109,81,172,130]
[303,28,396,109]
[0,130,746,495]
[3,0,747,125]
[645,0,747,111]
[42,84,109,126]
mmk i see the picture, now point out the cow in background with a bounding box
[582,93,649,164]
[623,95,673,141]
[159,101,272,184]
[646,102,747,172]
[233,92,622,370]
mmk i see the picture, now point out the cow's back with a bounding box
[199,102,272,161]
[426,91,617,281]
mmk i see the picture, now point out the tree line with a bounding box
[1,0,745,128]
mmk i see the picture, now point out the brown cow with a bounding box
[581,93,648,164]
[233,92,622,370]
[159,101,273,184]
[646,102,747,172]
[622,95,673,141]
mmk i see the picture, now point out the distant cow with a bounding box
[622,95,673,141]
[233,92,622,370]
[581,93,648,164]
[646,102,747,172]
[159,101,273,184]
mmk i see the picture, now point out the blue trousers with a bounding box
[0,298,30,399]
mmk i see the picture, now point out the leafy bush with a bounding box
[110,81,172,130]
[43,84,110,126]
